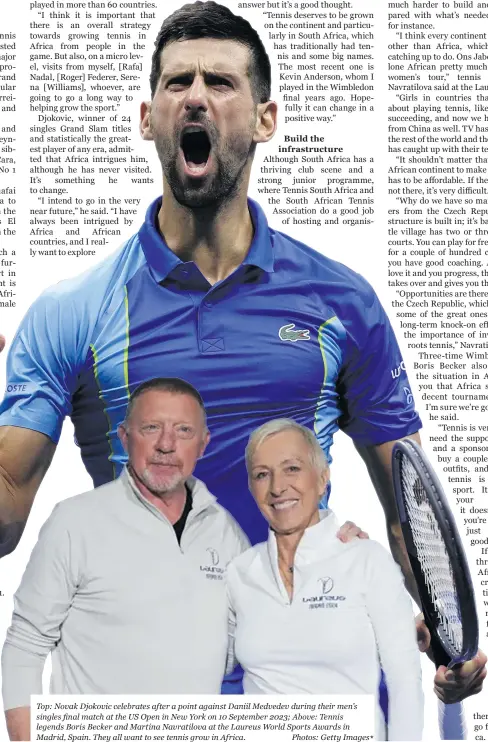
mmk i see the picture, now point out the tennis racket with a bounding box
[392,439,479,740]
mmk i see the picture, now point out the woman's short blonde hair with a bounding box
[245,418,328,474]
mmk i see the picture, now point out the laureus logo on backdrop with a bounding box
[302,577,346,609]
[200,547,224,580]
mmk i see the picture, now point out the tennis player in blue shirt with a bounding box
[0,1,485,702]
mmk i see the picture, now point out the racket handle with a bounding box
[429,634,466,738]
[438,700,466,740]
[429,631,452,670]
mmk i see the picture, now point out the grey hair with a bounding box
[245,419,328,474]
[122,377,207,429]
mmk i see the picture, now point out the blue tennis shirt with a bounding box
[0,197,421,544]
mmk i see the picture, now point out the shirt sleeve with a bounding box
[337,277,422,445]
[225,564,238,676]
[0,290,89,443]
[1,504,81,709]
[223,530,249,681]
[363,541,424,741]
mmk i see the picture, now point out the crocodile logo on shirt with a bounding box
[278,323,310,342]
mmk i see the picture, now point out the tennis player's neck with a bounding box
[158,193,254,284]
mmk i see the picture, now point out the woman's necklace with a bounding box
[278,555,294,593]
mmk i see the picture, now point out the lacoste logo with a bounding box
[279,323,310,342]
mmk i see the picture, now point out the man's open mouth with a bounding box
[180,128,212,175]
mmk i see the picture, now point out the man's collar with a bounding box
[122,466,216,517]
[242,199,275,274]
[138,196,275,283]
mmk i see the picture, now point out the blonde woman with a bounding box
[226,419,423,741]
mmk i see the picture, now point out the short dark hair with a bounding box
[150,1,271,103]
[124,377,206,425]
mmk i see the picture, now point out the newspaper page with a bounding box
[0,0,487,739]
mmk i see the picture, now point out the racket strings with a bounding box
[401,457,464,655]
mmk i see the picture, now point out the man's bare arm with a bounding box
[5,707,30,741]
[0,426,56,556]
[356,432,487,703]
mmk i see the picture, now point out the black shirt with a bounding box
[173,484,193,544]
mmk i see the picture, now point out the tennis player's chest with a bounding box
[95,275,346,400]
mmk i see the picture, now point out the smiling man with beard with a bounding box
[1,378,250,741]
[0,1,485,703]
